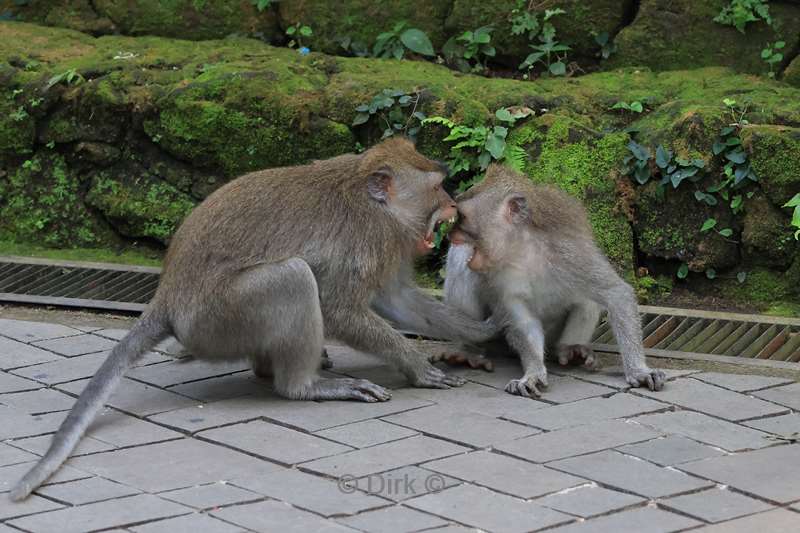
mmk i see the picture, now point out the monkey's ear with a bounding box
[505,193,531,224]
[367,167,395,204]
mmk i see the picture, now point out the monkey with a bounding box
[444,164,666,398]
[10,137,499,501]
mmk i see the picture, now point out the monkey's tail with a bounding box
[8,309,170,501]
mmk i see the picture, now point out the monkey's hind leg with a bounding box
[554,300,602,370]
[241,258,390,403]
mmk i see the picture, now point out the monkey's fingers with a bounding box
[505,375,547,398]
[410,364,466,389]
[349,379,392,402]
[626,368,666,391]
[437,352,494,372]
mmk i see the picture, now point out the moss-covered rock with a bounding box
[611,0,800,74]
[741,195,797,268]
[786,55,800,88]
[741,125,800,207]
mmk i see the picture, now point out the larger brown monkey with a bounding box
[445,164,665,398]
[11,138,497,501]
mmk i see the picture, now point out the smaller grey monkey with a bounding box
[445,164,665,397]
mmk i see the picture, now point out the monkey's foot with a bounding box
[406,362,467,389]
[556,344,598,370]
[434,351,494,372]
[626,368,666,391]
[505,372,548,398]
[308,378,392,402]
[321,348,333,370]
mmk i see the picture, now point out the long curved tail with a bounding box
[9,310,170,501]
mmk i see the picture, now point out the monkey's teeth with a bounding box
[448,217,456,223]
[426,240,435,249]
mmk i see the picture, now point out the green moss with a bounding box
[0,240,163,267]
[724,268,795,304]
[0,94,35,162]
[742,125,800,206]
[764,302,800,318]
[634,274,674,303]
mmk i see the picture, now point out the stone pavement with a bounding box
[1,315,800,532]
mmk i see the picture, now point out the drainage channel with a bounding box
[1,255,799,367]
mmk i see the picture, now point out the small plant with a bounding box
[373,22,435,59]
[518,9,570,76]
[335,35,369,57]
[700,218,734,238]
[46,68,84,89]
[761,41,785,78]
[9,106,28,122]
[352,89,426,140]
[654,145,705,189]
[783,193,800,239]
[623,140,651,184]
[509,0,540,40]
[285,22,313,49]
[250,0,273,11]
[714,0,771,33]
[593,31,617,59]
[611,100,644,113]
[443,26,495,73]
[712,99,757,187]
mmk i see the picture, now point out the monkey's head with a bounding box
[360,137,456,255]
[449,164,535,272]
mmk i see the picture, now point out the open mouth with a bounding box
[422,213,457,250]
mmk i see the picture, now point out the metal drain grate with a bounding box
[0,256,160,312]
[592,306,800,364]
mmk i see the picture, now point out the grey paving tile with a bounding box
[0,493,63,520]
[679,443,800,503]
[169,372,269,402]
[423,527,480,533]
[0,405,67,439]
[127,359,250,387]
[337,505,448,533]
[301,435,468,478]
[549,450,712,498]
[470,371,615,404]
[211,500,357,532]
[199,420,352,465]
[130,513,247,533]
[36,476,140,505]
[503,393,668,430]
[0,442,38,466]
[149,392,281,432]
[57,377,196,416]
[634,411,775,451]
[548,506,700,533]
[354,466,461,501]
[617,435,726,465]
[752,382,800,410]
[85,409,183,447]
[404,381,550,418]
[315,419,418,448]
[661,487,773,523]
[8,494,190,533]
[68,438,284,493]
[160,482,261,510]
[0,461,91,493]
[233,468,387,517]
[554,366,700,390]
[0,336,63,369]
[384,405,538,447]
[0,371,40,393]
[635,378,788,421]
[407,484,573,533]
[536,485,645,518]
[692,372,794,392]
[32,334,117,357]
[0,318,82,343]
[693,508,800,532]
[744,413,800,438]
[13,433,115,457]
[424,451,586,499]
[0,388,75,414]
[12,350,168,386]
[495,419,661,463]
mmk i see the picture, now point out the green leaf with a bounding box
[725,136,742,146]
[611,102,630,110]
[655,145,671,168]
[761,48,772,59]
[630,101,643,113]
[731,195,743,210]
[725,150,747,164]
[701,218,717,232]
[677,263,689,279]
[634,165,650,184]
[776,41,786,49]
[737,271,747,283]
[549,61,566,76]
[712,140,726,155]
[719,228,733,237]
[300,25,313,36]
[720,126,735,136]
[400,28,435,56]
[352,112,370,126]
[627,140,649,161]
[495,108,515,124]
[485,131,507,159]
[692,159,706,168]
[705,268,716,279]
[783,193,800,208]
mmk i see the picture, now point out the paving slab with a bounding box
[84,409,184,447]
[126,359,250,387]
[548,506,700,533]
[743,413,800,438]
[7,494,190,533]
[634,411,775,451]
[661,487,773,523]
[0,461,90,493]
[549,450,712,498]
[536,485,645,518]
[0,442,38,466]
[752,382,800,410]
[0,405,68,440]
[11,350,167,385]
[553,366,700,390]
[57,377,196,416]
[635,378,788,421]
[336,505,448,533]
[0,493,63,520]
[0,318,82,343]
[383,405,539,447]
[301,435,468,478]
[199,419,352,465]
[693,508,800,532]
[13,433,115,457]
[404,381,550,417]
[0,388,75,414]
[35,476,140,505]
[159,482,261,510]
[130,513,247,533]
[423,450,586,499]
[679,443,800,503]
[495,419,661,463]
[211,500,357,532]
[233,468,387,517]
[407,484,573,533]
[32,333,117,357]
[0,371,40,393]
[168,372,269,401]
[0,336,62,369]
[354,466,461,501]
[692,372,794,392]
[502,393,668,430]
[470,372,616,404]
[617,435,726,465]
[68,438,284,493]
[315,419,418,448]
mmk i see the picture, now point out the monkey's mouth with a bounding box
[422,214,458,250]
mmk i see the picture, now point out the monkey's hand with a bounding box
[556,344,598,370]
[505,370,548,398]
[404,361,467,389]
[625,367,666,391]
[432,351,494,372]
